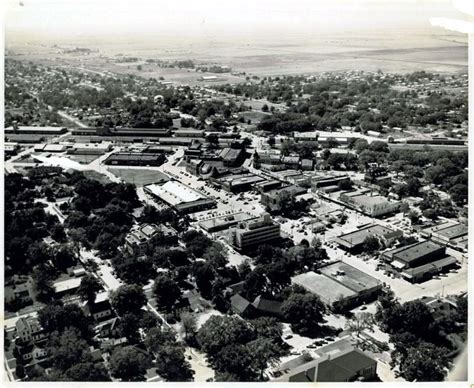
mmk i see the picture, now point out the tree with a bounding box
[338,179,353,191]
[397,342,449,381]
[38,301,90,337]
[311,237,322,249]
[110,284,146,316]
[449,183,468,205]
[353,139,369,153]
[281,293,326,336]
[153,274,182,312]
[397,300,435,339]
[237,260,252,279]
[407,210,420,225]
[374,290,401,331]
[155,345,194,381]
[31,264,54,303]
[344,312,374,337]
[423,208,439,221]
[265,259,292,292]
[250,317,284,342]
[203,243,228,269]
[362,235,381,254]
[140,311,159,332]
[206,134,219,148]
[244,268,268,300]
[181,312,198,341]
[194,263,215,299]
[64,362,110,381]
[247,337,283,378]
[368,141,389,153]
[109,347,151,382]
[52,245,77,271]
[144,326,177,354]
[197,315,256,359]
[77,274,101,304]
[48,328,92,372]
[119,313,140,343]
[213,344,257,381]
[405,177,421,196]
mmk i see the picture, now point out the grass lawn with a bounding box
[108,168,170,186]
[65,153,101,164]
[82,170,112,184]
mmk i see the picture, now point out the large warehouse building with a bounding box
[144,181,216,214]
[339,191,400,217]
[382,240,458,283]
[334,224,402,253]
[292,261,382,308]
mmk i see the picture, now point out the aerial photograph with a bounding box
[2,0,470,383]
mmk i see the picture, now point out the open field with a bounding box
[108,167,170,186]
[7,30,467,82]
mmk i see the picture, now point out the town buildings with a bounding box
[275,338,378,382]
[125,223,178,254]
[292,261,382,308]
[227,213,281,252]
[334,224,402,253]
[339,191,400,217]
[144,181,216,214]
[382,240,459,283]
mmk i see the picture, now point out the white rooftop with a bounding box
[54,277,81,293]
[147,181,205,206]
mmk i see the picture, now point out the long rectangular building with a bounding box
[382,240,458,282]
[382,240,446,270]
[334,224,402,253]
[339,191,400,217]
[292,261,382,308]
[145,181,216,214]
[104,152,166,166]
[5,126,68,135]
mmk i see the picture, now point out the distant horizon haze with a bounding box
[5,0,469,45]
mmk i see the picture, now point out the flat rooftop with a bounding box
[220,148,243,160]
[53,277,81,293]
[432,223,467,240]
[349,194,392,207]
[292,271,357,304]
[146,181,206,206]
[391,240,443,264]
[335,224,396,248]
[319,261,381,293]
[402,256,458,278]
[199,212,253,231]
[5,126,67,132]
[217,174,264,186]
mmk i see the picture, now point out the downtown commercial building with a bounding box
[382,240,459,283]
[292,261,382,309]
[227,213,281,252]
[144,181,216,214]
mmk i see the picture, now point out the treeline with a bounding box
[218,71,467,133]
[375,291,467,381]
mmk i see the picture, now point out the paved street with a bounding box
[185,348,214,382]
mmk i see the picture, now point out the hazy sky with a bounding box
[5,0,470,42]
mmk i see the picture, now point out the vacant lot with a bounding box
[108,168,169,186]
